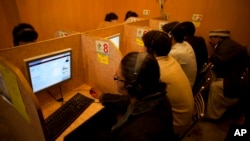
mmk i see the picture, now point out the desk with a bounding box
[40,84,104,141]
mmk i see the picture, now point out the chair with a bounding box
[179,63,213,140]
[192,63,214,95]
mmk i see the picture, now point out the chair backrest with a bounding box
[192,62,213,95]
[193,63,213,119]
[238,67,249,114]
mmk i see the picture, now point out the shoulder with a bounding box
[221,38,242,47]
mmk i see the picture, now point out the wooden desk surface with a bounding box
[40,84,104,141]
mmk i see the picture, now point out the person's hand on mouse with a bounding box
[89,87,104,99]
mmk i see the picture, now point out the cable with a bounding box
[47,90,60,102]
[57,85,64,102]
[46,85,64,102]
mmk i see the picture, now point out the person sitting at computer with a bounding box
[206,29,248,120]
[124,11,139,23]
[178,21,209,92]
[162,22,197,88]
[90,52,176,140]
[142,30,194,136]
[12,23,38,47]
[98,12,119,28]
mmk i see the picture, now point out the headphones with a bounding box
[150,32,163,47]
[125,52,148,96]
[147,31,164,54]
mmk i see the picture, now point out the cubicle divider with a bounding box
[149,17,169,31]
[81,34,122,93]
[0,57,46,141]
[83,23,126,55]
[0,34,84,105]
[122,18,169,55]
[123,23,151,55]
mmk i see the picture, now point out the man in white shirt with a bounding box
[167,23,197,88]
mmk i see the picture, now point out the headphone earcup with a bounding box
[125,83,142,97]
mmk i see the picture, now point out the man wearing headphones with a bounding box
[90,52,176,141]
[142,30,194,136]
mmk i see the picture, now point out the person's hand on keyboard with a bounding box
[89,87,104,99]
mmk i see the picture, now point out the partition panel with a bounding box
[0,57,46,141]
[81,34,122,93]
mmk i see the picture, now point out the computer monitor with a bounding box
[24,48,72,93]
[106,33,120,48]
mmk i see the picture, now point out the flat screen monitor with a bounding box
[106,33,120,48]
[24,48,72,93]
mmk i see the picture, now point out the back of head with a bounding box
[180,21,195,36]
[142,30,172,56]
[162,21,180,34]
[171,23,185,43]
[124,11,138,21]
[105,12,118,22]
[120,52,166,99]
[12,23,38,46]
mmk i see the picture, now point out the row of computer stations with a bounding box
[24,48,72,93]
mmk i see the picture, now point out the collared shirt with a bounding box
[169,41,197,87]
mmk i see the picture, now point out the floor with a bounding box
[181,117,234,141]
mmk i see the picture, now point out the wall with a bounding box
[0,0,20,49]
[164,0,250,54]
[0,0,249,52]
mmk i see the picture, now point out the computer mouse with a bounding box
[89,88,97,98]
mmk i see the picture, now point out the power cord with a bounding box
[46,85,64,102]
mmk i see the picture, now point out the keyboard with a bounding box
[44,93,94,141]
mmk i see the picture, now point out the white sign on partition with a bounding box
[96,40,110,55]
[136,28,149,38]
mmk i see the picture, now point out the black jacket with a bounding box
[185,36,208,73]
[210,38,248,98]
[100,92,176,141]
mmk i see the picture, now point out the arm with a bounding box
[210,39,244,65]
[100,93,130,111]
[89,87,129,112]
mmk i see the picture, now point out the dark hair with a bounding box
[142,30,172,56]
[171,23,185,43]
[180,21,195,36]
[124,11,138,21]
[162,21,179,34]
[12,23,38,46]
[120,52,166,99]
[105,12,118,22]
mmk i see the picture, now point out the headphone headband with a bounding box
[131,52,148,83]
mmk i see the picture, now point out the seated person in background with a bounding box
[12,23,38,46]
[142,30,194,136]
[161,21,180,38]
[90,52,176,141]
[97,12,119,28]
[124,11,139,23]
[179,21,209,91]
[206,29,248,120]
[163,22,197,88]
[105,12,119,22]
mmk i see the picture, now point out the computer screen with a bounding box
[24,48,72,93]
[106,33,120,48]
